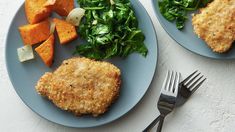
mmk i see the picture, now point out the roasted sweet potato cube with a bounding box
[19,20,50,45]
[35,35,55,67]
[25,0,51,24]
[53,18,78,44]
[44,0,74,16]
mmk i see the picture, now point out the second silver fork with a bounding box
[143,71,180,132]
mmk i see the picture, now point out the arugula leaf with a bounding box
[75,0,148,59]
[74,44,105,59]
[158,0,212,30]
[200,0,213,7]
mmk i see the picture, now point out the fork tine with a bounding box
[191,78,206,94]
[185,72,201,87]
[182,70,198,84]
[188,75,204,90]
[174,73,180,94]
[162,71,170,90]
[165,71,173,91]
[169,72,176,92]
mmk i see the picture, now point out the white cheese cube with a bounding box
[17,45,35,62]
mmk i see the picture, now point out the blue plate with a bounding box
[152,0,235,59]
[5,0,158,128]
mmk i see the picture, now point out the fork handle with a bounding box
[143,115,161,132]
[156,116,165,132]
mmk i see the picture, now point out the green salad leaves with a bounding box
[159,0,212,30]
[74,0,148,59]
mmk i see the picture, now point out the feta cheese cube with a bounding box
[17,45,35,62]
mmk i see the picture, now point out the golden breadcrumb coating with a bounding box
[192,0,235,53]
[35,57,121,116]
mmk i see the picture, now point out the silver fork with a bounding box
[143,71,180,132]
[176,70,206,106]
[144,71,206,132]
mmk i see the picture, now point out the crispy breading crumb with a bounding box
[192,0,235,53]
[36,57,121,116]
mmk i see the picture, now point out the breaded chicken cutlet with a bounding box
[192,0,235,53]
[36,57,121,117]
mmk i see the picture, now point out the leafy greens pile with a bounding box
[159,0,213,30]
[74,0,148,59]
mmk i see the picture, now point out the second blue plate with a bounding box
[152,0,235,59]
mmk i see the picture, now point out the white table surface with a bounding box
[1,0,235,132]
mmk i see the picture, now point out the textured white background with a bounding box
[1,0,235,132]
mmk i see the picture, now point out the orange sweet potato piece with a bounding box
[19,20,50,45]
[44,0,74,16]
[35,35,54,67]
[25,0,51,24]
[53,18,78,44]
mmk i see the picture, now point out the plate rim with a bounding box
[151,0,235,60]
[5,0,159,128]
